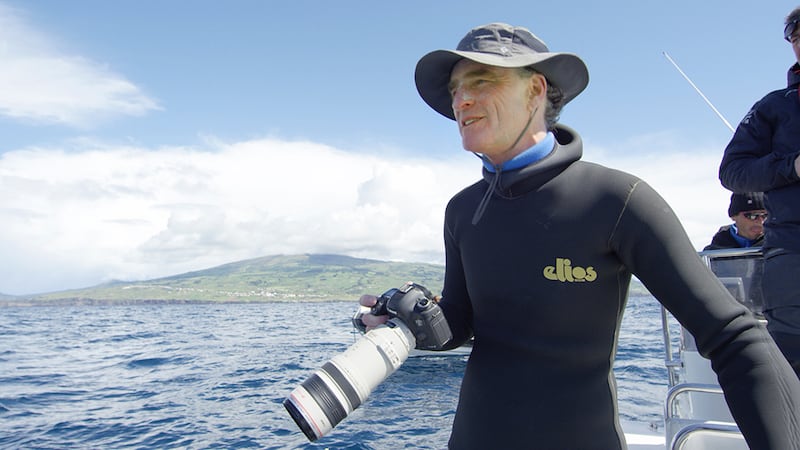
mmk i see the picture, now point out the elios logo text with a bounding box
[543,257,597,282]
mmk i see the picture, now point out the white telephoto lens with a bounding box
[284,319,416,441]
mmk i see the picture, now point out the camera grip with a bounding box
[351,306,371,334]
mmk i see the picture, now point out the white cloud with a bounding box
[0,138,476,294]
[0,132,734,295]
[0,3,160,127]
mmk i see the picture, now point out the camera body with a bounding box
[370,282,452,350]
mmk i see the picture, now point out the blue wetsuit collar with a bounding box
[471,132,556,225]
[482,132,555,173]
[729,225,758,248]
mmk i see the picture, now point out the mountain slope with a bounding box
[13,254,446,305]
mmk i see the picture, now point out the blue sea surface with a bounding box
[0,295,668,449]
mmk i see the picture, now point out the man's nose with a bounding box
[452,88,474,112]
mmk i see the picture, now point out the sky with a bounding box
[0,0,797,295]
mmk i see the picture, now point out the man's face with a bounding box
[448,60,545,164]
[732,210,767,240]
[788,22,800,62]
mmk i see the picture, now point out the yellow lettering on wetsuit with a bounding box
[543,257,597,282]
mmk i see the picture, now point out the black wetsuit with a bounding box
[438,125,800,449]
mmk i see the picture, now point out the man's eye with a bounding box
[468,79,489,90]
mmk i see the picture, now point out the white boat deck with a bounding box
[624,421,665,449]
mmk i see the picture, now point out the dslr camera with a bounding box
[283,282,452,442]
[354,281,451,350]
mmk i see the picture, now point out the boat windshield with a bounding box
[698,247,764,317]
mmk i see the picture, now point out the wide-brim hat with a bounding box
[415,23,589,120]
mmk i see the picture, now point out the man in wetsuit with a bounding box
[719,6,800,378]
[360,23,800,449]
[703,192,766,250]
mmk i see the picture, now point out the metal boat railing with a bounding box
[660,247,763,449]
[661,307,681,388]
[663,383,738,447]
[665,383,725,419]
[670,422,746,450]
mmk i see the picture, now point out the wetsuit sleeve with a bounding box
[720,99,800,192]
[611,180,800,449]
[436,204,474,350]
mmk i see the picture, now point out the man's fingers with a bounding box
[359,294,378,307]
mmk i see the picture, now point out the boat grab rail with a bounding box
[661,305,682,387]
[664,383,726,421]
[669,422,744,450]
[665,383,741,450]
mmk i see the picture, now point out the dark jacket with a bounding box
[704,224,764,250]
[440,125,800,449]
[719,65,800,252]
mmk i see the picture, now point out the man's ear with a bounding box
[528,73,547,103]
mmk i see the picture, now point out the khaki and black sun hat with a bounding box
[414,23,590,120]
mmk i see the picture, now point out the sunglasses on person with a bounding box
[785,18,800,42]
[742,212,768,220]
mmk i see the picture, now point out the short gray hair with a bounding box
[518,67,565,130]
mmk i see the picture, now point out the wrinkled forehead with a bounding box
[448,61,506,89]
[449,59,534,82]
[451,59,501,77]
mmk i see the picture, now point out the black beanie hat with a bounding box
[728,192,765,217]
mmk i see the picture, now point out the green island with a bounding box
[0,253,651,306]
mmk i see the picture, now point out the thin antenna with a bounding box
[663,51,735,133]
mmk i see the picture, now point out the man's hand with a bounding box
[357,294,389,330]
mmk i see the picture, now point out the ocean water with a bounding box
[0,295,669,449]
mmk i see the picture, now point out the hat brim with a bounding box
[414,49,589,120]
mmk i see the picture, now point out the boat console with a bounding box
[660,247,764,450]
